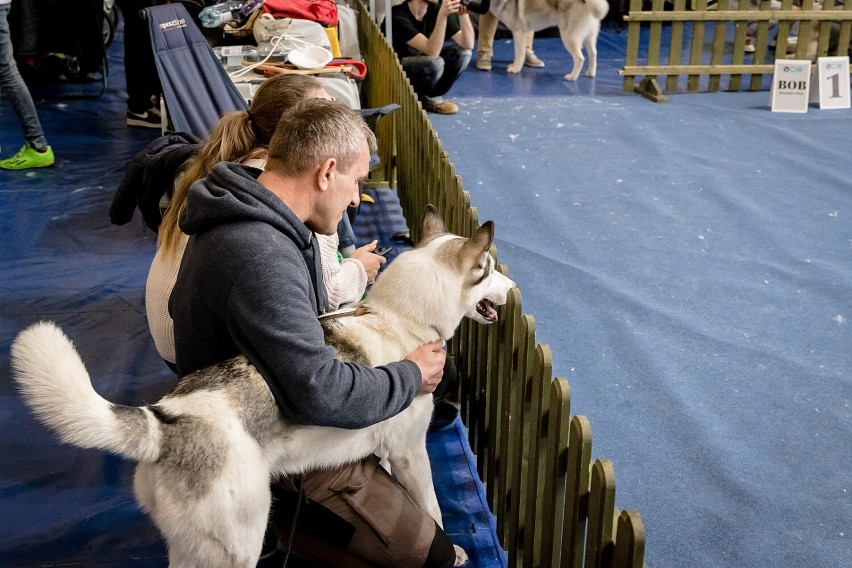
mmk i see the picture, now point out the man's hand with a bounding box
[406,339,446,395]
[440,0,463,16]
[350,240,387,284]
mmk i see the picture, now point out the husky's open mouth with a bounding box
[476,299,499,323]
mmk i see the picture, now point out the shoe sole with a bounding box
[425,107,458,114]
[127,118,162,128]
[0,161,54,170]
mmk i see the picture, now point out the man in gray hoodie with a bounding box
[171,99,455,566]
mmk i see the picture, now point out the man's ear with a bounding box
[317,158,336,192]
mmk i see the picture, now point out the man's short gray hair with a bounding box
[266,99,377,175]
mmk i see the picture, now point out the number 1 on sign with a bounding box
[817,56,851,110]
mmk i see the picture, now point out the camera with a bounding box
[460,0,490,15]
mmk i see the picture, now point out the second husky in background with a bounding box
[487,0,609,80]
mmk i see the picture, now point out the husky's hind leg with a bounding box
[558,26,586,81]
[584,25,601,77]
[134,442,272,567]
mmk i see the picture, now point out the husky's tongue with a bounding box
[477,300,499,323]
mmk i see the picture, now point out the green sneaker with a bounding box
[0,144,55,170]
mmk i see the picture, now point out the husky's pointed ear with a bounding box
[459,220,494,265]
[420,204,446,240]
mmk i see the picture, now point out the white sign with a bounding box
[771,60,812,113]
[813,56,851,110]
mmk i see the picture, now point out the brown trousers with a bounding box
[270,455,455,568]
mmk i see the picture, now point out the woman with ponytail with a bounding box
[147,74,385,367]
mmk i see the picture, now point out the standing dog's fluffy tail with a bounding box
[10,322,162,463]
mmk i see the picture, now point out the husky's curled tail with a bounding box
[10,321,162,462]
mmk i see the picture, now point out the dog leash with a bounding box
[281,477,304,568]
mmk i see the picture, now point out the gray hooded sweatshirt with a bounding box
[171,162,421,429]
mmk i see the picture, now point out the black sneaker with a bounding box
[127,106,162,128]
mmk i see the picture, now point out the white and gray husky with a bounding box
[10,205,515,568]
[488,0,610,80]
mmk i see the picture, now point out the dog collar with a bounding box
[318,306,371,321]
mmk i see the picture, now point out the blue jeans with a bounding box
[401,44,471,101]
[0,3,48,150]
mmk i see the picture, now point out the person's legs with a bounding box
[524,31,545,67]
[272,456,455,568]
[401,55,460,114]
[0,4,48,151]
[401,55,444,101]
[476,11,498,70]
[428,45,471,99]
[117,0,162,125]
[0,4,53,170]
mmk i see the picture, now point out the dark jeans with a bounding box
[401,44,471,101]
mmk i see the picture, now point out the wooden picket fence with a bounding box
[355,3,646,566]
[621,0,852,101]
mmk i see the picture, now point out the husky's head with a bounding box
[367,205,516,341]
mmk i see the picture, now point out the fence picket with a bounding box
[508,312,534,567]
[666,0,688,92]
[563,416,592,567]
[495,278,518,540]
[540,378,571,568]
[613,510,646,568]
[586,459,617,567]
[522,344,552,567]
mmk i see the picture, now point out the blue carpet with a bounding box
[426,26,852,568]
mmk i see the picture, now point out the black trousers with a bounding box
[116,0,162,113]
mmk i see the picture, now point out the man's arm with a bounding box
[404,1,459,57]
[450,5,475,50]
[226,248,424,430]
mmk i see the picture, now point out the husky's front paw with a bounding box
[563,72,580,81]
[507,62,523,74]
[453,544,469,566]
